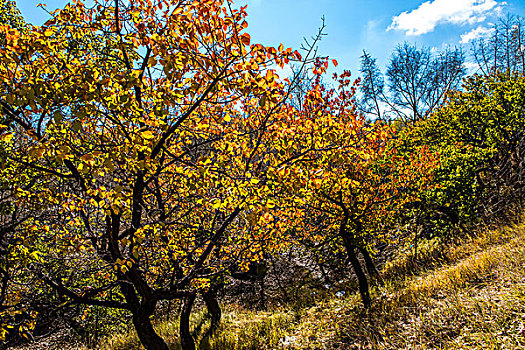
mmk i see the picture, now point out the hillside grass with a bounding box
[17,220,525,350]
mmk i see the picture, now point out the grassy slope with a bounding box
[99,220,525,350]
[16,221,525,350]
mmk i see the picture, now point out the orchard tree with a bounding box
[0,0,309,349]
[0,0,41,342]
[399,73,525,234]
[0,0,25,35]
[0,139,43,342]
[270,60,438,307]
[359,43,465,123]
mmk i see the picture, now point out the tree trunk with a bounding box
[132,305,169,350]
[358,246,383,286]
[202,287,221,331]
[271,257,290,302]
[343,238,371,308]
[180,294,196,350]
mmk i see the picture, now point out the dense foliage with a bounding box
[0,1,524,350]
[398,73,525,240]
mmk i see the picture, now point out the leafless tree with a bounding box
[359,43,465,123]
[472,14,525,76]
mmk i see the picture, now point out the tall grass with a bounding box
[84,220,525,350]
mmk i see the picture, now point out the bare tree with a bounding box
[358,51,384,119]
[472,14,525,76]
[359,43,465,123]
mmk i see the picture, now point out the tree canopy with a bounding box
[2,1,523,350]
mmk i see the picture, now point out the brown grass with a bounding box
[16,220,525,350]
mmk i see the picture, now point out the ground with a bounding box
[9,220,525,350]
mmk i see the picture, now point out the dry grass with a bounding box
[282,221,525,349]
[15,220,525,350]
[92,305,295,350]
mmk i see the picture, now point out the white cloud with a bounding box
[388,0,506,36]
[460,25,495,43]
[464,60,480,74]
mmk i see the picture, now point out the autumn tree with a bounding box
[399,73,525,236]
[270,60,437,307]
[0,0,43,343]
[0,0,25,36]
[0,0,308,349]
[0,140,44,343]
[359,43,465,123]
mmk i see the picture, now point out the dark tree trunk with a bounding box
[202,287,221,331]
[119,276,168,350]
[343,238,371,308]
[180,294,196,350]
[132,304,169,350]
[271,257,290,302]
[358,246,383,286]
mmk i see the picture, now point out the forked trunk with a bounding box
[121,275,168,350]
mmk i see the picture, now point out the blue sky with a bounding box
[16,0,525,78]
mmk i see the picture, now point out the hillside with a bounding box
[2,2,525,350]
[12,219,525,350]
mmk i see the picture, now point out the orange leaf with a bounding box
[240,33,251,46]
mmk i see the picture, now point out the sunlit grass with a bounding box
[90,219,525,350]
[92,305,295,350]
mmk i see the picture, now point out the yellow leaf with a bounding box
[148,57,157,67]
[141,130,155,140]
[0,133,13,143]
